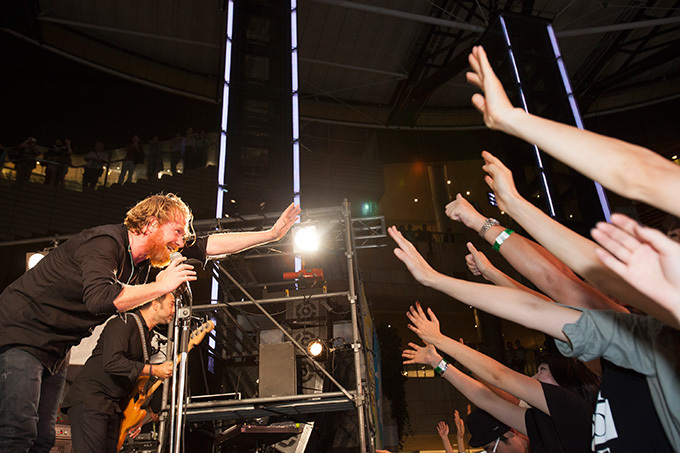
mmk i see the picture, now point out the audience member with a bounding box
[390,226,679,450]
[467,409,530,453]
[82,141,108,190]
[118,135,143,184]
[11,137,40,189]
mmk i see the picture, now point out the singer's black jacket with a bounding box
[0,224,207,373]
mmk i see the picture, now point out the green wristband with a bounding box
[492,229,514,251]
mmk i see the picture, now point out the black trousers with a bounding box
[67,402,121,453]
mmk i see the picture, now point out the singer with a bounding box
[0,193,300,452]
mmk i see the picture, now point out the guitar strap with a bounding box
[129,313,153,394]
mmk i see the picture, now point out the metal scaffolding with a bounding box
[157,201,385,452]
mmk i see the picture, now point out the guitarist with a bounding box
[62,292,176,453]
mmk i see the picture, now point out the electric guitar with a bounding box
[117,320,215,451]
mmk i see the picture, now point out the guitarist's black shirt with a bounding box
[62,309,152,415]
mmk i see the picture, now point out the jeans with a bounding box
[0,348,67,453]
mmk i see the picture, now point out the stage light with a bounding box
[308,339,324,358]
[26,251,48,270]
[294,225,319,253]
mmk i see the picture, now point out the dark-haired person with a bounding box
[63,292,176,453]
[0,193,299,452]
[403,308,596,453]
[467,409,530,453]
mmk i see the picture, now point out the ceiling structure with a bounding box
[3,0,679,130]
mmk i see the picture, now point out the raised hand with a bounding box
[466,46,519,132]
[481,151,522,212]
[437,421,450,438]
[156,256,196,293]
[270,202,301,240]
[465,242,495,279]
[402,340,442,368]
[388,226,440,287]
[591,213,680,325]
[445,193,486,231]
[406,302,445,346]
[454,410,465,438]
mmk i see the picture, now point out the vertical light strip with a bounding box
[291,0,302,272]
[211,0,235,363]
[500,17,556,217]
[547,24,611,222]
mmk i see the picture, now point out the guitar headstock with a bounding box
[188,320,215,350]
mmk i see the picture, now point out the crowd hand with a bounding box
[454,410,465,438]
[467,404,472,415]
[591,213,680,315]
[445,193,486,230]
[402,340,441,368]
[481,151,521,212]
[388,226,440,287]
[466,45,518,132]
[156,256,196,293]
[465,242,494,278]
[269,202,301,240]
[152,361,174,380]
[437,421,450,438]
[406,302,445,346]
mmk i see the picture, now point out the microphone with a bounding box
[170,251,193,303]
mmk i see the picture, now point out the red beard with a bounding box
[146,231,175,268]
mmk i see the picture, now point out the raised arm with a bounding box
[482,150,671,317]
[389,226,580,341]
[446,193,620,311]
[466,45,680,218]
[465,242,553,303]
[407,304,552,414]
[404,341,529,435]
[436,421,456,453]
[205,203,300,256]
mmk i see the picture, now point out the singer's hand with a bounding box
[156,255,196,293]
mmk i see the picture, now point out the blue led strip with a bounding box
[547,24,611,222]
[291,0,302,271]
[211,0,235,351]
[499,16,556,217]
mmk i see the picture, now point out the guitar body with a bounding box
[117,376,151,451]
[116,320,214,451]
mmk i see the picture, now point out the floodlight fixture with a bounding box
[307,339,324,358]
[294,225,319,253]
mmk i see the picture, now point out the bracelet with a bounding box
[478,218,500,238]
[149,365,153,377]
[434,359,449,376]
[492,229,514,251]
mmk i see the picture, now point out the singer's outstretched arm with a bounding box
[205,203,300,255]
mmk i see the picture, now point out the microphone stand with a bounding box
[168,283,192,453]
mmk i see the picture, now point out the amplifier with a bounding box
[49,424,71,453]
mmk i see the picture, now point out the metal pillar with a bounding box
[342,199,368,452]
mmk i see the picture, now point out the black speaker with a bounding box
[259,342,296,397]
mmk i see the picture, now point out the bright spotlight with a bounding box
[308,339,324,357]
[294,225,319,253]
[26,251,48,270]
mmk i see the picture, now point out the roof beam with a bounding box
[309,0,484,32]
